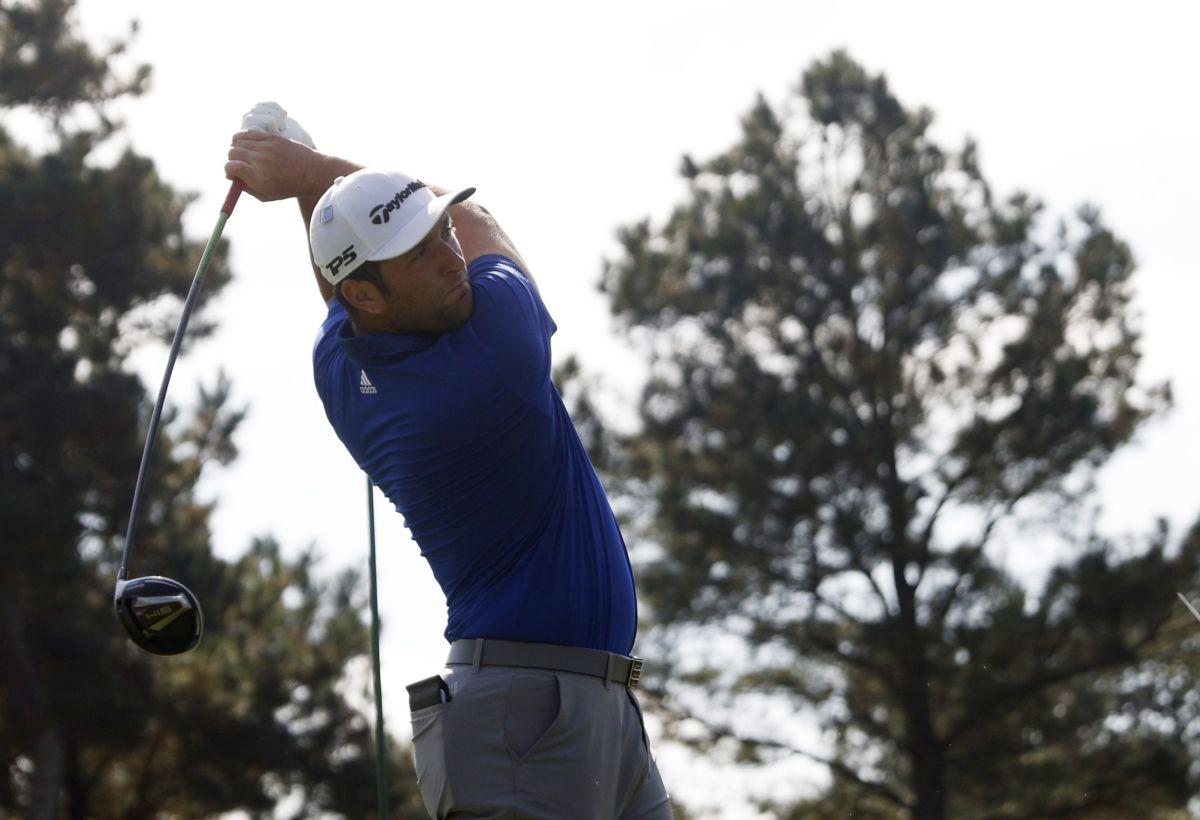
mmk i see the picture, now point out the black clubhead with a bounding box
[114,576,204,655]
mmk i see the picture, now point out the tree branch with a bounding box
[917,466,974,567]
[653,697,912,812]
[944,644,1137,748]
[798,618,901,695]
[811,581,868,625]
[845,542,894,617]
[930,464,1053,628]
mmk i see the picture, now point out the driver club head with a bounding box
[114,575,204,656]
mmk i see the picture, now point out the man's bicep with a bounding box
[467,264,557,407]
[448,201,537,290]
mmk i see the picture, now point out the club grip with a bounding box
[221,179,245,216]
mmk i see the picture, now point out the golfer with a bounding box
[225,115,672,819]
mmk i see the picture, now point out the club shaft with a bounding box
[1179,592,1200,625]
[118,181,243,580]
[367,476,389,817]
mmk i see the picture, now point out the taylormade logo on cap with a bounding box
[369,181,426,225]
[308,169,475,287]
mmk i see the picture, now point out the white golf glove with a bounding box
[240,101,315,149]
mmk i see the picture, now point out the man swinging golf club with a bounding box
[225,104,672,819]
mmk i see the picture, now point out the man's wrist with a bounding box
[300,153,363,200]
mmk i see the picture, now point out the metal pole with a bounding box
[1179,592,1200,625]
[366,476,389,818]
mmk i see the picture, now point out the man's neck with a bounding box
[351,312,426,337]
[351,313,392,337]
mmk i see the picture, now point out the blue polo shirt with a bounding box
[313,254,637,655]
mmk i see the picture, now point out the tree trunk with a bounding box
[892,566,946,820]
[906,674,946,820]
[0,577,63,820]
[881,400,947,820]
[65,734,90,820]
[28,729,65,820]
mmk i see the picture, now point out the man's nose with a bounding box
[437,233,464,272]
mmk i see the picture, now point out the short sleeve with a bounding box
[313,300,347,377]
[313,300,350,413]
[465,254,557,407]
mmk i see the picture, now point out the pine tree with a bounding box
[592,51,1200,818]
[0,2,424,816]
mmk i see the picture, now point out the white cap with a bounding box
[309,168,474,285]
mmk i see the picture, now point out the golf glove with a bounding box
[241,101,315,149]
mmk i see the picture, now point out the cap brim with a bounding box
[367,186,476,262]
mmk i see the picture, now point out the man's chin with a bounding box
[443,289,474,332]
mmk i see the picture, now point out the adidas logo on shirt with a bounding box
[360,371,377,395]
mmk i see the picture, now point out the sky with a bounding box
[42,1,1200,815]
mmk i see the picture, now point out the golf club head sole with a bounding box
[115,575,204,655]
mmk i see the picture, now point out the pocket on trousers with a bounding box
[625,688,647,734]
[410,695,451,816]
[625,688,652,760]
[503,671,563,762]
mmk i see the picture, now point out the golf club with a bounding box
[1179,592,1200,626]
[366,475,389,817]
[114,179,244,656]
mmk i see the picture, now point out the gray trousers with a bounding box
[409,662,673,818]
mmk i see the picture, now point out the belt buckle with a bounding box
[626,656,644,688]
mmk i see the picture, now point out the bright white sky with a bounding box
[53,1,1200,815]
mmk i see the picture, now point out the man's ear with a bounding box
[340,279,386,314]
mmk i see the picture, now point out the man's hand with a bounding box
[224,104,362,304]
[225,129,324,202]
[240,101,315,148]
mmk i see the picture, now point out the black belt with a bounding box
[447,638,644,689]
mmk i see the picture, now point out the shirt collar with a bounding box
[335,313,437,364]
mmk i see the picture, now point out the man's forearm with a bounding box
[297,154,363,303]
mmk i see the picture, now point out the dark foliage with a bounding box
[0,2,425,816]
[588,50,1199,818]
